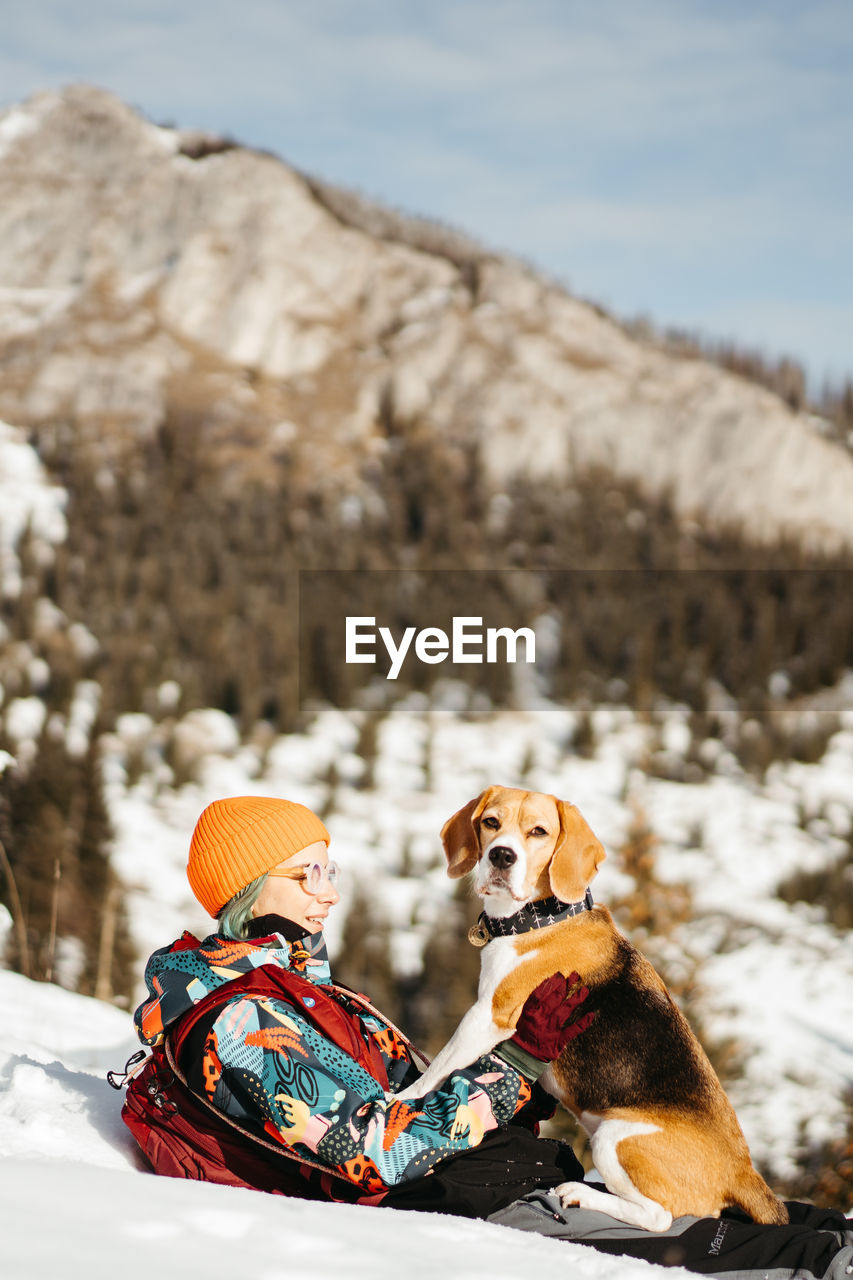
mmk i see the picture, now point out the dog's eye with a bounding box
[481,815,500,830]
[529,826,548,837]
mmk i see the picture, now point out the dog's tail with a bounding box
[728,1168,789,1225]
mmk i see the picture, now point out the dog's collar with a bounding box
[468,887,594,947]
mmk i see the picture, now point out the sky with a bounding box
[2,0,852,391]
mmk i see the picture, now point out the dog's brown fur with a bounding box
[443,785,788,1226]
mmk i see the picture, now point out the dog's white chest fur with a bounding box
[394,935,525,1101]
[476,934,527,998]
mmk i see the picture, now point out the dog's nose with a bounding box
[489,845,517,870]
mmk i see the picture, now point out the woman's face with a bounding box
[251,840,340,933]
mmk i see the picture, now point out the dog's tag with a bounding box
[468,922,490,948]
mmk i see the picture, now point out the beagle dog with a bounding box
[396,786,787,1232]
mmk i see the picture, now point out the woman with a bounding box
[130,796,853,1277]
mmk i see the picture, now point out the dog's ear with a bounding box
[548,800,606,902]
[440,788,498,878]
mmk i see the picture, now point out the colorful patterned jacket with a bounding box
[133,923,535,1199]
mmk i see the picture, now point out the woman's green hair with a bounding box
[218,873,267,940]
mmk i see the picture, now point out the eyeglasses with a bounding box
[266,860,340,894]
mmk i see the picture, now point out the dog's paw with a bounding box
[551,1180,586,1209]
[550,1181,673,1232]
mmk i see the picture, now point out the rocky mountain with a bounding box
[1,83,852,555]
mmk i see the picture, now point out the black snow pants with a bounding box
[487,1187,853,1280]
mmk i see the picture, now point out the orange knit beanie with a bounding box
[187,795,330,917]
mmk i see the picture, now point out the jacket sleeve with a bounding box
[200,992,533,1195]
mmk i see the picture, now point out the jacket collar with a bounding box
[242,916,331,980]
[246,913,310,942]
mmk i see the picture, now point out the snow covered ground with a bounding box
[0,968,688,1280]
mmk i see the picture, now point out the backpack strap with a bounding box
[324,980,431,1070]
[170,963,430,1086]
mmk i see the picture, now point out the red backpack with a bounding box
[112,960,418,1201]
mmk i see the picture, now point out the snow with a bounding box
[0,970,687,1280]
[3,696,47,756]
[0,417,68,598]
[68,620,101,662]
[4,694,48,741]
[65,679,102,759]
[0,102,41,159]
